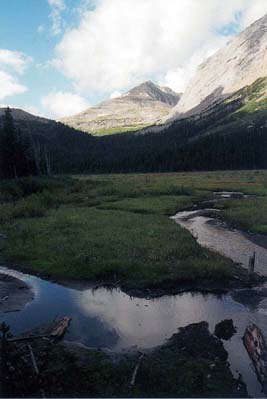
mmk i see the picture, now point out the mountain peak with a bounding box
[127,80,180,106]
[164,13,267,122]
[61,81,181,135]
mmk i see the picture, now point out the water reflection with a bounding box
[232,288,267,310]
[0,266,247,352]
[1,266,267,397]
[0,267,119,348]
[78,288,232,349]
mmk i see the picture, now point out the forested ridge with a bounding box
[1,78,267,178]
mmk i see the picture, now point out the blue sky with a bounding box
[0,0,84,113]
[0,0,267,119]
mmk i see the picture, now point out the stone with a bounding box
[214,319,237,341]
[164,13,267,122]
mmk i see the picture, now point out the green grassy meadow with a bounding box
[0,170,266,292]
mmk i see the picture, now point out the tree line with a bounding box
[1,105,267,179]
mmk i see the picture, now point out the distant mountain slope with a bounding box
[0,108,50,124]
[168,76,267,145]
[61,81,181,135]
[81,76,267,173]
[1,75,267,175]
[164,13,267,122]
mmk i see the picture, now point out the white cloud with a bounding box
[48,0,66,35]
[0,49,30,101]
[53,0,267,95]
[41,91,90,118]
[160,40,227,93]
[110,91,121,99]
[0,70,27,101]
[0,49,31,74]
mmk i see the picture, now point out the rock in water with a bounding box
[214,319,237,341]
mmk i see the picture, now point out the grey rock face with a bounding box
[165,13,267,122]
[61,81,181,134]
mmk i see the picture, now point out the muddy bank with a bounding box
[2,321,248,398]
[1,258,263,301]
[126,272,265,299]
[0,273,33,313]
[244,232,267,251]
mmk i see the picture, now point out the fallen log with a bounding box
[8,334,51,343]
[243,324,267,394]
[8,316,72,343]
[51,316,71,339]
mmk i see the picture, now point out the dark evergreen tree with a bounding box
[0,108,38,179]
[0,108,19,178]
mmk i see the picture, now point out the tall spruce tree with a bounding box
[0,108,18,178]
[0,108,37,179]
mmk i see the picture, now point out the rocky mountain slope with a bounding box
[61,81,181,135]
[87,76,267,173]
[165,13,267,122]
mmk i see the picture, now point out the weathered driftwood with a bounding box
[50,317,71,339]
[129,353,145,388]
[243,324,267,394]
[8,334,51,343]
[8,316,72,343]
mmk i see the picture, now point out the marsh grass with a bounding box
[218,197,267,234]
[0,191,59,223]
[97,195,194,215]
[0,176,75,202]
[1,207,234,289]
[1,170,267,290]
